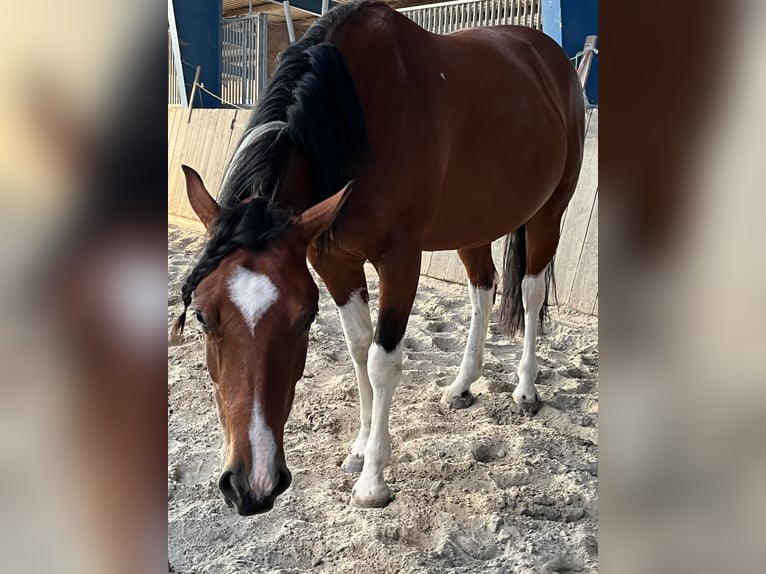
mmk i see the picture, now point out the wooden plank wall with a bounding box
[168,107,248,228]
[550,109,598,314]
[168,107,598,314]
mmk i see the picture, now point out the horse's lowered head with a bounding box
[171,166,351,515]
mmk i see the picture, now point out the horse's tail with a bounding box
[498,225,556,336]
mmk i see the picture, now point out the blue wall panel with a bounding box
[542,0,598,105]
[174,0,222,108]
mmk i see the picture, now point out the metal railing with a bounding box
[221,14,269,108]
[168,3,543,107]
[399,0,542,34]
[168,29,182,106]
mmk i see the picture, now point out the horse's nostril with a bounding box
[218,470,245,502]
[274,468,292,496]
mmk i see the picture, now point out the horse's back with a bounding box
[440,25,582,140]
[327,3,585,251]
[406,24,583,248]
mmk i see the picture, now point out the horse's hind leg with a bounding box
[441,245,498,409]
[513,115,583,415]
[513,194,572,415]
[308,255,372,473]
[513,264,548,414]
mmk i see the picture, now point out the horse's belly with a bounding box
[420,146,565,250]
[420,192,539,250]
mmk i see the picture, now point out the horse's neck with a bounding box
[274,147,314,215]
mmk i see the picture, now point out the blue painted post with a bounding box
[541,0,563,45]
[542,0,598,105]
[173,0,222,108]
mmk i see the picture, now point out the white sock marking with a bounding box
[353,342,402,503]
[444,274,497,400]
[513,268,547,404]
[227,266,279,334]
[338,290,374,458]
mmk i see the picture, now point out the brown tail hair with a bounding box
[498,225,556,336]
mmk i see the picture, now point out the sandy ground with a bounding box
[168,224,598,574]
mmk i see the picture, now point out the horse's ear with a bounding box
[182,165,220,231]
[296,181,353,243]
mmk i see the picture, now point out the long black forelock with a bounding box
[183,199,292,307]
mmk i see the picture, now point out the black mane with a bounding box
[218,0,372,209]
[172,1,373,342]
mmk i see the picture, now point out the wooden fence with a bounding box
[168,108,249,226]
[168,107,598,314]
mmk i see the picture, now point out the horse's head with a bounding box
[172,166,350,515]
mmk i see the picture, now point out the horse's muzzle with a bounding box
[218,467,292,516]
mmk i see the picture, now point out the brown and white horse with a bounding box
[171,0,584,515]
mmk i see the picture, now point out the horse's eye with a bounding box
[194,311,209,332]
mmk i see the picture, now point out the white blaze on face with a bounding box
[226,265,281,494]
[249,400,278,495]
[227,266,279,334]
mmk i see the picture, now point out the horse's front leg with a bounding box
[351,249,421,508]
[338,286,373,473]
[307,255,373,473]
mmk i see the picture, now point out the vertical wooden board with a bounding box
[168,108,183,149]
[201,110,228,191]
[199,110,223,189]
[224,109,252,177]
[179,112,205,203]
[584,107,594,137]
[167,108,181,167]
[568,192,598,313]
[216,110,248,200]
[179,112,215,219]
[427,251,468,285]
[167,110,176,189]
[167,108,184,181]
[426,251,456,284]
[425,250,449,281]
[174,111,208,219]
[556,109,592,233]
[187,111,208,164]
[554,109,598,306]
[208,110,237,193]
[169,111,195,215]
[491,238,505,273]
[167,111,187,214]
[490,237,508,290]
[195,110,226,210]
[196,110,218,186]
[224,108,244,180]
[420,251,432,275]
[171,115,199,220]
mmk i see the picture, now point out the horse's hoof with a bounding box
[341,454,364,473]
[513,392,541,416]
[441,389,474,410]
[351,481,393,508]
